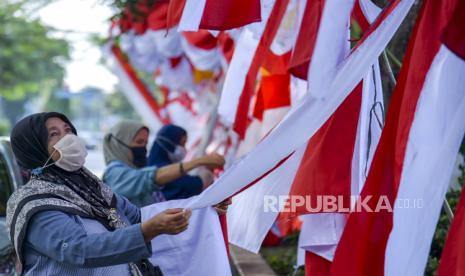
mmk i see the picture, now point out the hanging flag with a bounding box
[178,0,261,32]
[438,186,465,276]
[227,0,409,255]
[181,30,221,72]
[331,0,465,275]
[218,0,290,138]
[437,7,465,275]
[104,44,169,131]
[174,0,414,216]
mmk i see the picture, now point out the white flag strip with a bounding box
[351,60,384,195]
[170,0,414,211]
[306,0,351,95]
[218,0,276,126]
[384,45,465,276]
[227,144,306,253]
[178,0,206,32]
[141,200,230,276]
[229,0,353,253]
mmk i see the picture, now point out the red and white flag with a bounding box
[178,0,261,32]
[331,0,465,275]
[218,0,290,138]
[181,30,221,72]
[104,44,169,130]
[176,0,414,215]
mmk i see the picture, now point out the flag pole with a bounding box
[383,49,455,223]
[382,50,397,86]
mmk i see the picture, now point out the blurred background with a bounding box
[0,0,143,175]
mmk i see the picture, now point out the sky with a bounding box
[37,0,118,93]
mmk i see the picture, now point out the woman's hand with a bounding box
[214,198,232,215]
[198,153,225,170]
[141,208,192,242]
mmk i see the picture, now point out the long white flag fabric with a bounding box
[141,200,230,276]
[174,0,415,212]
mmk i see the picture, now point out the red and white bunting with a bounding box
[331,0,465,275]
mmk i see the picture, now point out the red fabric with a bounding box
[131,1,152,34]
[351,0,370,33]
[276,212,301,237]
[262,230,282,246]
[441,0,465,60]
[263,50,292,75]
[252,74,291,121]
[167,0,186,30]
[286,82,362,215]
[199,0,261,30]
[305,251,331,276]
[111,45,170,124]
[218,32,235,64]
[233,0,290,138]
[330,1,458,275]
[169,56,183,68]
[288,0,325,80]
[438,185,465,276]
[182,30,218,50]
[219,214,230,257]
[147,0,170,30]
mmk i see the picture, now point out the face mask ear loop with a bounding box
[155,139,173,154]
[111,134,132,149]
[157,136,177,147]
[31,148,57,176]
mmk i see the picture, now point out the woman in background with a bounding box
[147,124,222,201]
[103,121,225,206]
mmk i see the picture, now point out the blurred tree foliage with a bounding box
[0,1,70,123]
[104,90,141,120]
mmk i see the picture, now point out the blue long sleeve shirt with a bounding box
[103,160,162,207]
[23,194,152,274]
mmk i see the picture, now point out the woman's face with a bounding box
[45,117,73,161]
[179,134,187,147]
[129,128,149,148]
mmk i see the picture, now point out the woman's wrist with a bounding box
[179,162,185,175]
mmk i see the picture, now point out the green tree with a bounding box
[0,1,70,124]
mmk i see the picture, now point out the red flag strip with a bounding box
[331,0,460,275]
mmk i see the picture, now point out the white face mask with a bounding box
[168,145,187,162]
[52,134,88,171]
[156,136,187,162]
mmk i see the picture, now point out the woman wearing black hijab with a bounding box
[6,112,191,275]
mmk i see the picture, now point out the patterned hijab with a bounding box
[6,113,124,267]
[103,120,148,167]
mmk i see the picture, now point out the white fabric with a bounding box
[218,0,276,126]
[180,37,221,71]
[351,61,384,195]
[178,0,206,32]
[307,0,352,97]
[155,58,194,91]
[171,0,414,213]
[141,200,230,276]
[298,213,347,261]
[235,119,262,157]
[385,46,465,276]
[359,0,382,22]
[147,29,183,59]
[269,0,305,55]
[227,144,306,252]
[103,44,162,131]
[290,76,308,105]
